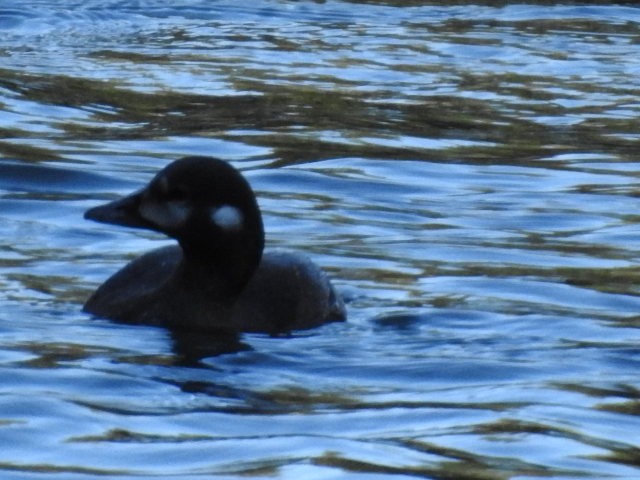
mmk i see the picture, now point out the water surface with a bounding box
[1,1,640,479]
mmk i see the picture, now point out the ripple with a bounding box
[2,1,640,478]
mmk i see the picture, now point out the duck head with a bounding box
[85,156,265,297]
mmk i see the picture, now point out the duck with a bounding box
[83,156,346,335]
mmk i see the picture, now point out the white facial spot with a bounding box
[140,199,190,229]
[211,204,244,232]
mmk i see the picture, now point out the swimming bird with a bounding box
[83,156,346,335]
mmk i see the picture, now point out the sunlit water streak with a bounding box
[1,1,640,479]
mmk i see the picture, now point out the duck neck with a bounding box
[175,233,263,303]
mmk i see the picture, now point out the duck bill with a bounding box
[85,190,151,230]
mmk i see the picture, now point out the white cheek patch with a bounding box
[140,199,190,229]
[211,204,244,232]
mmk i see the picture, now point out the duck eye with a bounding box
[164,187,187,201]
[153,175,187,201]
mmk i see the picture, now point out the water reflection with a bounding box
[2,65,638,169]
[169,328,251,365]
[2,1,640,479]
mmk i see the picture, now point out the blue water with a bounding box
[2,1,640,478]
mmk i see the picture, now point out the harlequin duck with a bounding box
[83,156,346,334]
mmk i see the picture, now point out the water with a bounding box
[1,1,640,478]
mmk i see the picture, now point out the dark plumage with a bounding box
[83,156,346,334]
